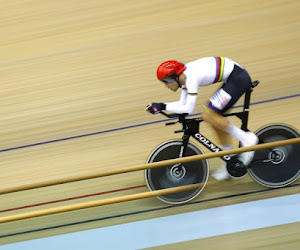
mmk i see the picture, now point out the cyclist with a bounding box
[146,57,258,180]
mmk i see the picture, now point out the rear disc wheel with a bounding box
[248,124,300,187]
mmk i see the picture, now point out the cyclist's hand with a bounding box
[146,103,166,114]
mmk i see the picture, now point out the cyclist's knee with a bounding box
[201,104,229,129]
[200,104,219,120]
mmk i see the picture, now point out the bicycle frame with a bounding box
[166,81,259,164]
[146,78,300,201]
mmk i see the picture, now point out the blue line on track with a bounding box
[0,94,299,153]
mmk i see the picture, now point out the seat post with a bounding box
[241,86,253,131]
[244,87,252,112]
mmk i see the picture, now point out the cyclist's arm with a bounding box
[165,89,197,115]
[165,87,187,106]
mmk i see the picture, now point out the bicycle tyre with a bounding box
[145,140,209,204]
[248,124,300,187]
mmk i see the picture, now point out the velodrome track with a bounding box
[0,0,299,248]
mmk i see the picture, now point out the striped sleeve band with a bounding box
[214,57,225,83]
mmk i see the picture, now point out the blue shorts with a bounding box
[207,65,252,114]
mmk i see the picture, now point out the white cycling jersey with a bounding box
[165,57,241,114]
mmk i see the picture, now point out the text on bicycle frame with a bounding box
[194,133,231,161]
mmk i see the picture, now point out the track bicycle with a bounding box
[145,81,300,204]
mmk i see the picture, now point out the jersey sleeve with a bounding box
[165,87,197,115]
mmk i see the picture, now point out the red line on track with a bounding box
[0,184,146,213]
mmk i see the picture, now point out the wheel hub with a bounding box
[269,148,286,164]
[170,164,186,180]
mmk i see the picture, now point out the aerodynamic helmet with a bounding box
[157,60,186,84]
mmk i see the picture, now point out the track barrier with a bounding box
[1,137,299,195]
[0,184,200,223]
[0,137,299,223]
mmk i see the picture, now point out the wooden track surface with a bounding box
[0,0,299,247]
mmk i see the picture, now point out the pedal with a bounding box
[226,155,247,178]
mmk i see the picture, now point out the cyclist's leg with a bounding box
[200,105,233,148]
[202,65,258,166]
[201,104,230,131]
[214,127,232,149]
[201,96,250,151]
[200,106,232,180]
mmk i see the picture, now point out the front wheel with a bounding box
[145,140,209,204]
[248,124,300,187]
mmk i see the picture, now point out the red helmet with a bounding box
[157,60,186,83]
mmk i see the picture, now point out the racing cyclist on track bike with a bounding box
[146,57,259,180]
